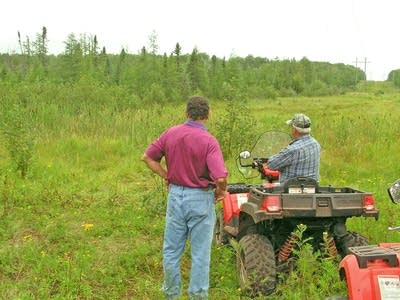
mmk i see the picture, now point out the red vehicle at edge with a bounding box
[338,180,400,300]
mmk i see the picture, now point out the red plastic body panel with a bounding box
[222,192,249,224]
[340,243,400,300]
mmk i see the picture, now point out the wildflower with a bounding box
[23,234,32,241]
[82,223,94,231]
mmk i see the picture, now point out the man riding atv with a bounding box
[267,113,320,184]
[224,113,320,236]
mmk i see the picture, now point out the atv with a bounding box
[337,179,400,300]
[215,131,380,296]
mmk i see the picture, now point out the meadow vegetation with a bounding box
[0,26,399,299]
[0,79,399,299]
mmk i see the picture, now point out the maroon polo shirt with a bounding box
[145,120,228,188]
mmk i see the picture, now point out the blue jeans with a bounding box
[162,184,216,299]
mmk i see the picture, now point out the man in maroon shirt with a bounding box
[141,96,228,300]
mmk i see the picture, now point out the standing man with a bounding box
[141,96,228,300]
[267,113,320,184]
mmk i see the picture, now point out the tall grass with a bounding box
[0,81,399,299]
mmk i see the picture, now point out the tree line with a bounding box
[0,26,372,102]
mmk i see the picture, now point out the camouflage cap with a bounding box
[286,113,311,133]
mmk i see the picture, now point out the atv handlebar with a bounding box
[238,156,279,183]
[239,158,269,168]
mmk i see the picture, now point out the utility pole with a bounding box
[363,57,370,81]
[352,58,359,83]
[353,57,370,81]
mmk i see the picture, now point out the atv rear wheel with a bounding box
[237,234,276,296]
[336,231,368,257]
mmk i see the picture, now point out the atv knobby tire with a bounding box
[227,184,251,194]
[214,209,229,246]
[237,234,276,296]
[336,231,368,257]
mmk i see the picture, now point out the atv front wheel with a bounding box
[237,234,276,296]
[336,231,368,257]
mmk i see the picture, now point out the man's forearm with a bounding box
[214,177,227,200]
[141,154,167,180]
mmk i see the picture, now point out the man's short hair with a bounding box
[186,96,209,120]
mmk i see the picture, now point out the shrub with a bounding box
[1,99,36,178]
[213,88,258,159]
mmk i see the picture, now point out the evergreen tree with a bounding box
[186,47,209,95]
[173,43,182,70]
[114,48,126,85]
[60,33,83,82]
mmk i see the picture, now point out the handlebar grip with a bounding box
[264,168,279,177]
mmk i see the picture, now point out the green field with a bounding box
[1,81,400,299]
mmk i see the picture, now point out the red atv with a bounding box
[215,131,380,296]
[338,180,400,300]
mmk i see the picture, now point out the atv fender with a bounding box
[240,202,267,223]
[222,192,273,226]
[222,192,249,224]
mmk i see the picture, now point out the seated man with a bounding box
[266,113,321,184]
[223,113,320,237]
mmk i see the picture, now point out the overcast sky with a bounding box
[1,0,399,81]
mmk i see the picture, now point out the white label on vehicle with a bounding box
[288,187,315,194]
[303,187,315,194]
[288,187,302,194]
[236,194,248,207]
[378,275,400,299]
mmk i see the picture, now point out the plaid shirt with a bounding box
[267,135,320,184]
